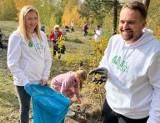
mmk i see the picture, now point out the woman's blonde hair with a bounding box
[19,5,42,42]
[76,69,87,90]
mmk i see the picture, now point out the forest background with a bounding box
[0,0,160,37]
[0,0,160,123]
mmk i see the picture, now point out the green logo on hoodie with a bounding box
[28,41,33,47]
[28,41,44,48]
[112,55,129,72]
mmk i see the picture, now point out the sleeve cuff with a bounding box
[23,80,30,86]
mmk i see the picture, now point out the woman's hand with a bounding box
[40,79,48,86]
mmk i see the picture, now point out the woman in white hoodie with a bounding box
[89,1,160,123]
[7,5,52,123]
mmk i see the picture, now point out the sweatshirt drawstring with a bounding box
[118,42,132,66]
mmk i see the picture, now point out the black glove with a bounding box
[89,67,108,84]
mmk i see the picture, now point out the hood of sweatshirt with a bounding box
[120,28,156,48]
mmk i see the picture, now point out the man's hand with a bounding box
[89,67,108,84]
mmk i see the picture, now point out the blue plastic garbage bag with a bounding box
[24,84,70,123]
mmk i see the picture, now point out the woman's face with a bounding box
[24,11,38,33]
[54,28,60,32]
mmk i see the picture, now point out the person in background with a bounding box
[64,26,70,32]
[48,25,63,59]
[70,21,74,33]
[83,23,88,37]
[89,1,160,123]
[7,5,52,123]
[0,29,4,50]
[93,25,102,42]
[40,25,45,33]
[50,69,87,117]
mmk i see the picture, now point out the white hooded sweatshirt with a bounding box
[7,29,52,86]
[99,28,160,123]
[93,29,102,42]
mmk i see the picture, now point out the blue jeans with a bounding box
[16,86,31,123]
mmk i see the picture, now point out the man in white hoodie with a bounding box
[89,1,160,123]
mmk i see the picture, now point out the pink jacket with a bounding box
[51,71,79,98]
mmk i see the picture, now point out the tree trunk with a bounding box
[112,0,118,35]
[143,0,150,10]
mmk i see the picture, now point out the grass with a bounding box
[0,21,104,123]
[0,40,19,122]
[0,21,18,37]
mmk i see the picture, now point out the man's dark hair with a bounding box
[122,1,147,20]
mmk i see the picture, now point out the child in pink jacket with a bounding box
[51,69,87,117]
